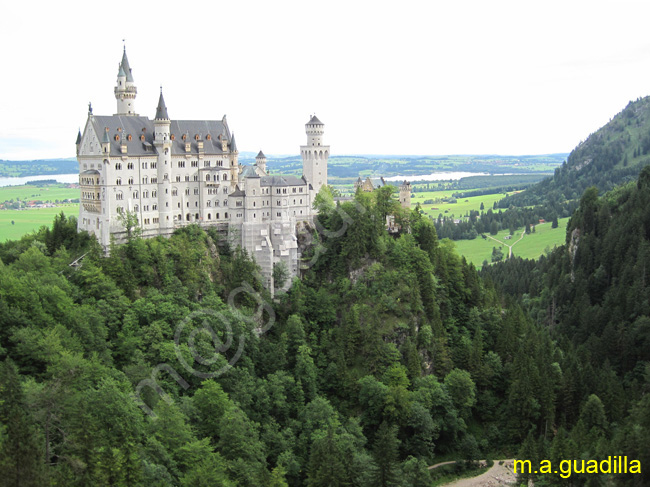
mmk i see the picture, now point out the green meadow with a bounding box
[452,217,570,265]
[0,205,79,242]
[412,190,515,219]
[0,184,79,203]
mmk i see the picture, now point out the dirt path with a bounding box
[437,459,517,487]
[485,227,529,258]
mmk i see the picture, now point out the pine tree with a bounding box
[371,421,401,487]
[0,360,47,487]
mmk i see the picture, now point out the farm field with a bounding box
[0,205,78,242]
[452,217,570,266]
[0,183,79,203]
[412,190,516,219]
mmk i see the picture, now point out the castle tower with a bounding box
[399,180,411,209]
[114,47,137,115]
[255,150,267,175]
[301,115,329,196]
[154,89,173,230]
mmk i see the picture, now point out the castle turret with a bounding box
[154,89,173,230]
[301,115,329,197]
[255,150,267,175]
[399,180,411,209]
[114,47,137,115]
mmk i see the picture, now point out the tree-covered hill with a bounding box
[484,170,650,486]
[0,190,573,486]
[498,96,650,209]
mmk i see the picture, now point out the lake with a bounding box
[0,174,79,187]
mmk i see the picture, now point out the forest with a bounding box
[0,180,647,486]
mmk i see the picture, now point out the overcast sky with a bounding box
[2,0,650,160]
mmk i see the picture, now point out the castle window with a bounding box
[206,174,211,181]
[186,213,191,221]
[224,200,228,206]
[185,175,190,182]
[116,178,122,185]
[114,134,120,141]
[299,188,303,193]
[142,162,147,169]
[185,188,190,195]
[191,160,198,168]
[153,204,158,210]
[128,177,134,185]
[195,213,199,220]
[224,212,228,218]
[171,134,175,141]
[194,188,199,195]
[176,176,181,182]
[133,191,139,198]
[178,161,185,168]
[172,189,178,196]
[128,135,132,141]
[153,217,159,224]
[193,175,198,181]
[151,177,157,183]
[204,160,210,167]
[216,213,220,219]
[143,190,148,198]
[223,187,227,194]
[115,162,122,170]
[223,174,228,181]
[207,201,211,207]
[207,213,211,220]
[127,162,134,170]
[134,204,139,212]
[152,190,157,197]
[142,177,148,184]
[116,192,123,200]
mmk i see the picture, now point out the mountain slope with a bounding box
[498,96,650,208]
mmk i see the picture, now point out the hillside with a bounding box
[0,158,78,177]
[498,96,650,208]
[483,171,650,485]
[0,192,570,486]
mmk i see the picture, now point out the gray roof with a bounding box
[90,115,232,156]
[260,175,307,187]
[307,115,323,125]
[256,150,265,159]
[76,129,82,145]
[121,48,134,82]
[230,132,238,152]
[229,185,246,197]
[155,91,169,120]
[240,165,257,177]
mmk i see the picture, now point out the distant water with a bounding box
[384,171,489,182]
[0,173,79,187]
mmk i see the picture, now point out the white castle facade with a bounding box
[76,48,329,290]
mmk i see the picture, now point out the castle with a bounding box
[76,48,329,290]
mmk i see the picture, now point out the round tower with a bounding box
[154,89,173,230]
[301,115,329,196]
[114,47,137,115]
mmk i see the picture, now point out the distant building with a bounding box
[76,48,329,291]
[354,176,411,210]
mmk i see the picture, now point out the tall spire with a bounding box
[121,46,134,82]
[230,132,238,152]
[155,88,169,120]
